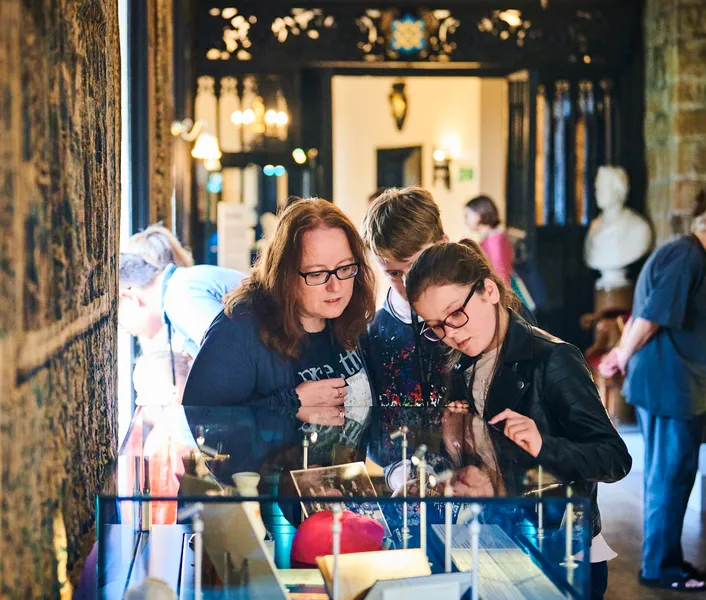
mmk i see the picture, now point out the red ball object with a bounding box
[290,510,385,567]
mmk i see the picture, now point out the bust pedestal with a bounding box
[595,285,633,315]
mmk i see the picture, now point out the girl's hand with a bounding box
[489,409,543,457]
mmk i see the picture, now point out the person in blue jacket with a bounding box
[182,198,377,465]
[119,253,245,359]
[601,192,706,592]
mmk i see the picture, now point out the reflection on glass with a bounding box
[98,496,590,599]
[113,405,582,502]
[115,406,199,525]
[100,405,592,599]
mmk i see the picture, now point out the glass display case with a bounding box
[98,406,593,599]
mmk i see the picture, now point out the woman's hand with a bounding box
[296,378,347,406]
[489,409,543,457]
[296,379,347,425]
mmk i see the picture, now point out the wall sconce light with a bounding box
[172,119,222,161]
[191,132,222,161]
[231,107,289,143]
[231,109,256,126]
[389,82,408,131]
[433,148,451,189]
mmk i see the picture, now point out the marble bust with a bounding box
[584,166,652,290]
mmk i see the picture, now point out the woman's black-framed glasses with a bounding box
[298,263,360,286]
[420,280,483,342]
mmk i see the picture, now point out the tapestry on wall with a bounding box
[150,0,175,227]
[0,0,120,597]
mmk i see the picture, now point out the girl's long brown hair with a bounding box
[224,198,376,358]
[406,239,519,369]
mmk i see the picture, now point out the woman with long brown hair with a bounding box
[182,198,377,441]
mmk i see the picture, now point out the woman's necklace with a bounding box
[480,375,492,403]
[472,347,499,414]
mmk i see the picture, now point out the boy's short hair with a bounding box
[361,186,445,261]
[368,187,389,203]
[119,252,163,289]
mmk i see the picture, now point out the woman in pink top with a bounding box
[464,195,514,286]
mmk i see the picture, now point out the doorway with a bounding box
[331,75,508,245]
[377,146,422,189]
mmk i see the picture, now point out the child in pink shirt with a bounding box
[464,195,514,286]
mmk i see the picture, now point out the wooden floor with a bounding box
[599,431,706,599]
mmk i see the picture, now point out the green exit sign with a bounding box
[459,167,474,182]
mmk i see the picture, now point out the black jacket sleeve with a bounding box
[536,343,632,484]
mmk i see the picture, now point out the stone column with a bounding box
[645,0,706,242]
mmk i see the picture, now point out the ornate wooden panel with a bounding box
[195,2,641,74]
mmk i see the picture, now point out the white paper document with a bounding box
[432,524,567,600]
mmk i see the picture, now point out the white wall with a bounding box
[480,79,509,222]
[332,75,508,245]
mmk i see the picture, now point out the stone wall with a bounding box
[645,0,706,242]
[0,0,120,597]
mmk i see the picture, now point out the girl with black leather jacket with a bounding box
[405,240,632,600]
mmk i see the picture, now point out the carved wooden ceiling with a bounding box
[195,1,642,74]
